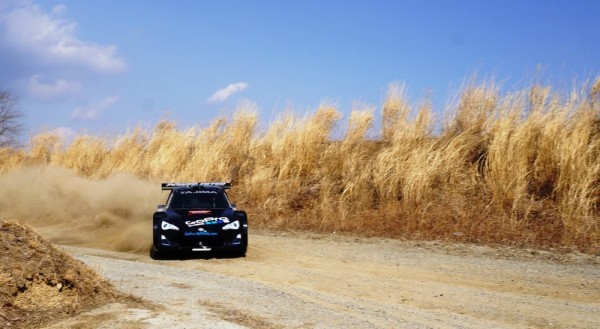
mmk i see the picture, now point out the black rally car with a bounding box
[151,182,248,258]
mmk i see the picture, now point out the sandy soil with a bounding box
[46,230,599,329]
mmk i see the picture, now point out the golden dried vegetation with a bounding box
[1,79,598,252]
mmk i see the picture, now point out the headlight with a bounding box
[161,221,179,231]
[222,220,240,230]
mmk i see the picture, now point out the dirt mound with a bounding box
[0,219,125,328]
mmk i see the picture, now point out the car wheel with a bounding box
[231,231,248,257]
[150,244,165,260]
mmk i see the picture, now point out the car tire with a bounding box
[150,244,165,260]
[231,231,248,257]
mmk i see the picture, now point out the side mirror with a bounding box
[157,204,166,212]
[230,203,237,209]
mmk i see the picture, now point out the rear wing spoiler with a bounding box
[162,182,231,190]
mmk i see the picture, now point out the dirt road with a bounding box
[47,230,599,329]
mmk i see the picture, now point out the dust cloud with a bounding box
[0,166,166,253]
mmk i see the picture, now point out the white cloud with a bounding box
[27,74,81,101]
[207,82,248,104]
[72,95,119,120]
[0,1,126,73]
[51,4,66,15]
[47,126,77,142]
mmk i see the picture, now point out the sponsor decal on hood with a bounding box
[185,217,230,227]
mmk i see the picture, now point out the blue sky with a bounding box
[1,0,599,141]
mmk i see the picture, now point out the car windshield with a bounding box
[169,190,229,209]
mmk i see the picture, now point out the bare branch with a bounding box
[0,91,24,148]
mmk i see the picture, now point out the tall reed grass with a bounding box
[1,79,598,251]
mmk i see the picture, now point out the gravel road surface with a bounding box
[46,231,599,328]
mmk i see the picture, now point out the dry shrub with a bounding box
[60,135,109,177]
[0,147,26,174]
[0,77,598,252]
[27,132,61,165]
